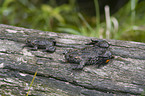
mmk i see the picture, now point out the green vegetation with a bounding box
[114,0,145,42]
[0,0,145,42]
[26,70,37,96]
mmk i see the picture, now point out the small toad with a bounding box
[25,37,56,52]
[65,39,114,70]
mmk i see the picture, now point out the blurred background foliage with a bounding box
[0,0,145,42]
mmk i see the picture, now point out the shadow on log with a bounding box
[0,24,144,96]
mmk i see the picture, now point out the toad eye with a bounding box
[105,59,110,63]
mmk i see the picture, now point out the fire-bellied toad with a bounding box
[65,39,114,70]
[25,37,56,52]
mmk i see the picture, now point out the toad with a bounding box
[65,39,114,70]
[25,37,56,52]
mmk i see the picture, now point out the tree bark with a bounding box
[0,24,144,96]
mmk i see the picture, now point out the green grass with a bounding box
[26,70,37,96]
[0,0,145,42]
[114,0,145,42]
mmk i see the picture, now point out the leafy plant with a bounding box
[57,0,119,39]
[114,0,145,42]
[0,0,73,31]
[57,0,101,38]
[0,0,145,42]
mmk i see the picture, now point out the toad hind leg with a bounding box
[72,60,86,70]
[29,45,38,50]
[45,46,56,52]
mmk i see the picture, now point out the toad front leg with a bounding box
[45,45,56,52]
[29,45,38,50]
[72,59,86,70]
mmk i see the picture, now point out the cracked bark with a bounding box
[0,24,144,96]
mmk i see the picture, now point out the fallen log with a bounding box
[0,24,144,96]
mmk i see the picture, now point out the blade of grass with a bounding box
[105,5,111,39]
[131,0,138,25]
[111,17,119,33]
[57,27,82,35]
[26,70,38,96]
[78,13,94,32]
[111,17,119,39]
[94,0,100,37]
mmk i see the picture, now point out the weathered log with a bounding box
[0,24,144,96]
